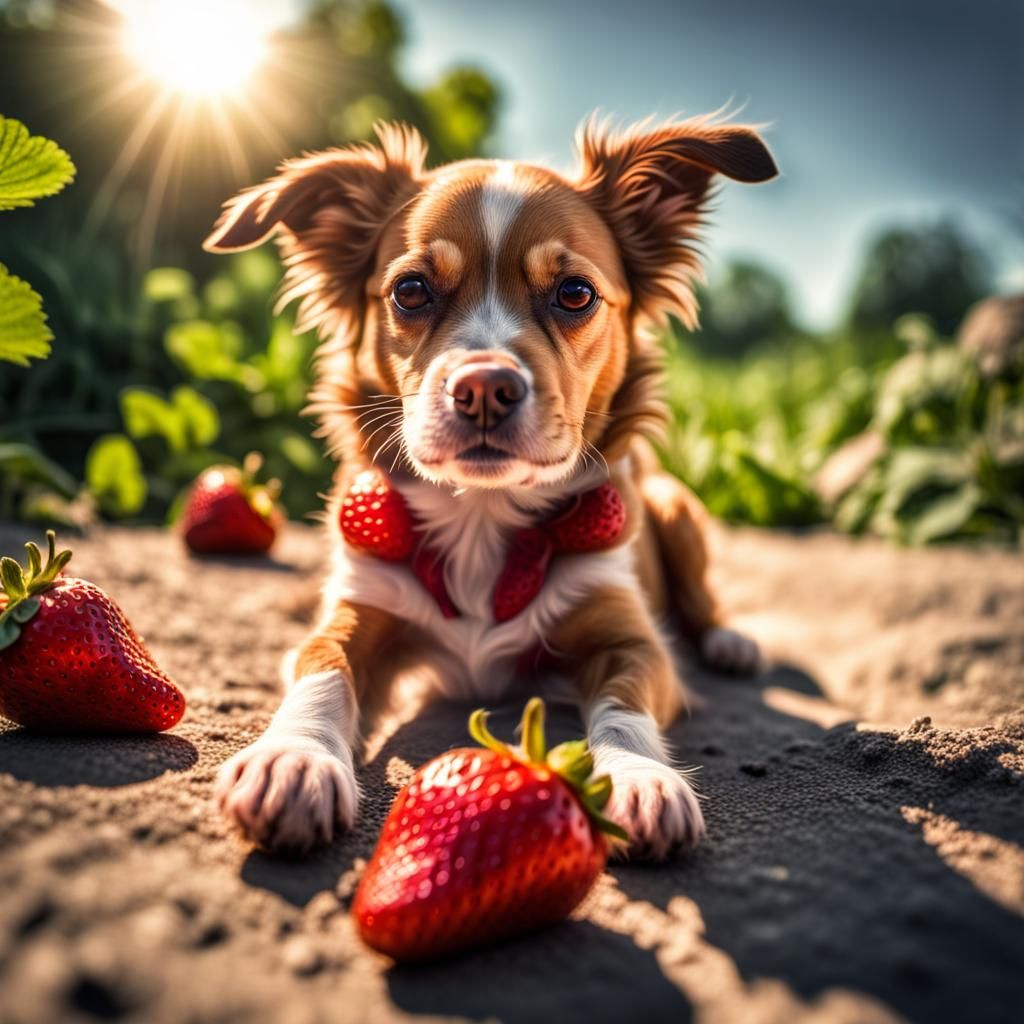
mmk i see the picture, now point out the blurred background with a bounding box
[0,0,1021,544]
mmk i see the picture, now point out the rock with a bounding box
[282,937,324,977]
[958,294,1024,377]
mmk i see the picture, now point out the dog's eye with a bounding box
[554,277,597,313]
[392,275,431,312]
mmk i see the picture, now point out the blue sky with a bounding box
[385,0,1023,329]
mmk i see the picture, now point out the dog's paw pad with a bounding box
[604,756,705,860]
[701,626,762,675]
[215,742,357,854]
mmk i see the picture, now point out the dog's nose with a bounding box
[445,362,527,429]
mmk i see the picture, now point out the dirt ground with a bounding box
[0,522,1021,1024]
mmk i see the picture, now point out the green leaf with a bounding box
[0,116,75,210]
[164,319,257,385]
[0,265,52,365]
[171,386,220,447]
[143,267,194,304]
[120,388,186,454]
[1,557,26,599]
[904,484,985,545]
[85,434,147,517]
[0,443,78,498]
[280,432,321,474]
[11,596,40,623]
[0,619,20,651]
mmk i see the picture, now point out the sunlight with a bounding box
[120,1,274,98]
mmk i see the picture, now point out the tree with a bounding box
[848,222,989,337]
[688,261,795,357]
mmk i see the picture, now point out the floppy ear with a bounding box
[576,114,778,327]
[204,122,426,337]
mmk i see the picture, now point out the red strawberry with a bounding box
[549,482,626,553]
[411,546,459,619]
[182,453,282,555]
[0,532,185,733]
[492,528,552,622]
[339,468,416,561]
[353,698,627,962]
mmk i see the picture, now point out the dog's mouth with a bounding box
[455,443,514,464]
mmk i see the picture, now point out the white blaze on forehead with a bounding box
[455,161,527,349]
[479,160,524,253]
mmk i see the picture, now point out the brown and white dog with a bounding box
[205,114,777,860]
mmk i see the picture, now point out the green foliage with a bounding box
[0,114,75,210]
[0,265,52,365]
[0,115,74,366]
[661,330,885,526]
[86,434,146,518]
[421,68,501,162]
[663,311,1023,544]
[832,318,1023,544]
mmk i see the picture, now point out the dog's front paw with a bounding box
[603,755,705,860]
[701,626,762,675]
[215,741,358,854]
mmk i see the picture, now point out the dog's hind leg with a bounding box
[632,438,761,675]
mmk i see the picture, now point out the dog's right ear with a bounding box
[203,123,425,335]
[204,122,426,253]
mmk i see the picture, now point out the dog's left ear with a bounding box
[576,115,777,327]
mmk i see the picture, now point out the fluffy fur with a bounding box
[206,113,777,857]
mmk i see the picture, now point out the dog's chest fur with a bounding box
[323,473,638,701]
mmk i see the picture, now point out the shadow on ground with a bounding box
[387,919,692,1024]
[0,730,198,786]
[613,661,1024,1024]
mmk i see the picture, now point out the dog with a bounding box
[205,113,777,859]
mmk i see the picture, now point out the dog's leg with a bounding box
[552,587,704,860]
[634,441,761,675]
[215,601,396,854]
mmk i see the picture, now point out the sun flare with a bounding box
[121,1,273,97]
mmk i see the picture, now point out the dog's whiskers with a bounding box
[360,415,404,453]
[372,425,406,467]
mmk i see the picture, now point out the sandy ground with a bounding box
[0,522,1021,1024]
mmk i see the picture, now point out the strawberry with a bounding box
[353,698,627,962]
[339,468,416,561]
[492,528,552,622]
[182,452,282,555]
[0,532,185,733]
[549,482,626,553]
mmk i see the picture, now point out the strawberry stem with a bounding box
[467,697,629,843]
[239,451,281,520]
[0,530,72,651]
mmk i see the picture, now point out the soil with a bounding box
[0,522,1021,1024]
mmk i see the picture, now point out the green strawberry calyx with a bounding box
[0,530,72,651]
[239,452,281,522]
[469,697,629,842]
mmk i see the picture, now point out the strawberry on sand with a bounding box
[0,532,185,733]
[353,698,627,962]
[182,453,282,556]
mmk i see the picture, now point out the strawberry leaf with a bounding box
[25,542,42,580]
[0,116,76,210]
[521,697,548,763]
[0,265,52,366]
[467,709,513,757]
[11,596,40,623]
[1,557,26,600]
[0,618,20,651]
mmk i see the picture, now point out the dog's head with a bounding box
[205,117,776,489]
